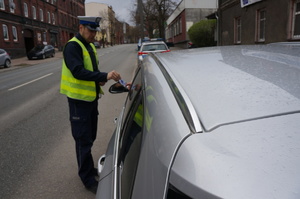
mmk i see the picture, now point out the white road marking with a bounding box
[8,73,53,91]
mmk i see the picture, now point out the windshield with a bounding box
[32,45,45,51]
[142,44,167,51]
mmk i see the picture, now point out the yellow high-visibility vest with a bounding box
[60,37,100,102]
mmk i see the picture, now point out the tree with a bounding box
[131,0,178,39]
[188,19,217,47]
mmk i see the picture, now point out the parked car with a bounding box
[188,41,196,48]
[137,40,170,64]
[0,49,11,68]
[93,41,101,48]
[96,42,300,198]
[27,45,55,60]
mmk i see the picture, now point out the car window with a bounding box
[0,49,4,54]
[32,45,44,51]
[142,44,167,51]
[119,92,143,199]
[117,67,143,199]
[122,67,142,124]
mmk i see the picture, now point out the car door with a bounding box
[97,67,144,199]
[0,49,4,65]
[44,46,49,57]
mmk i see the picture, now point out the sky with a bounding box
[85,0,137,25]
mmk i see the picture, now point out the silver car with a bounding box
[0,48,11,68]
[137,40,170,63]
[96,43,300,199]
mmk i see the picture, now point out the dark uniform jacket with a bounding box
[63,33,107,102]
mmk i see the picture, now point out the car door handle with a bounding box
[113,117,118,124]
[97,154,106,175]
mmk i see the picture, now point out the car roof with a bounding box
[152,43,300,132]
[141,41,167,45]
[141,43,300,198]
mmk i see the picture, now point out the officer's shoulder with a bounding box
[64,41,81,52]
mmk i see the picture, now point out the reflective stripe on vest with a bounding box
[133,104,143,127]
[60,37,99,102]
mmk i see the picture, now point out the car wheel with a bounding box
[4,59,11,68]
[42,54,46,59]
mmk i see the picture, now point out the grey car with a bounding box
[0,48,11,68]
[137,41,170,64]
[96,43,300,199]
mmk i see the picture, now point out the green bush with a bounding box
[188,19,216,47]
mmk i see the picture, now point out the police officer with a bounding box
[60,16,121,194]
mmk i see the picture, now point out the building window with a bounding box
[2,24,9,41]
[12,26,18,41]
[32,6,36,19]
[40,9,44,21]
[176,20,180,35]
[179,17,182,34]
[292,0,300,38]
[43,32,47,42]
[47,11,51,23]
[0,0,4,10]
[234,17,241,44]
[24,3,28,17]
[257,9,266,42]
[9,0,15,13]
[52,13,55,24]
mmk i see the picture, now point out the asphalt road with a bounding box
[0,44,137,199]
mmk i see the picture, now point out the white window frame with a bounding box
[52,13,55,24]
[257,9,266,42]
[40,9,44,21]
[0,0,5,10]
[12,26,18,41]
[292,0,300,38]
[24,3,28,17]
[3,24,9,41]
[32,6,36,19]
[234,17,242,44]
[9,0,15,13]
[47,11,51,23]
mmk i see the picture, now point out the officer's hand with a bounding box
[107,70,121,81]
[126,82,132,89]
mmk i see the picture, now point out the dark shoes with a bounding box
[85,181,98,194]
[84,168,99,194]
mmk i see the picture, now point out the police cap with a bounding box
[78,16,101,31]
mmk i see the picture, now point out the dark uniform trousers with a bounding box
[68,97,98,187]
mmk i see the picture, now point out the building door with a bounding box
[23,29,34,53]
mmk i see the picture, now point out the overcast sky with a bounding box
[85,0,136,25]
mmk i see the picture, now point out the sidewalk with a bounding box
[12,50,63,66]
[0,50,63,73]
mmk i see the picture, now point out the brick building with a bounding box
[218,0,300,45]
[0,0,85,58]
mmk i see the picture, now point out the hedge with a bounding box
[188,19,217,47]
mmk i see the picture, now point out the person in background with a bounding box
[60,16,121,194]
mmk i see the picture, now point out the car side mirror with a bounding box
[109,82,129,94]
